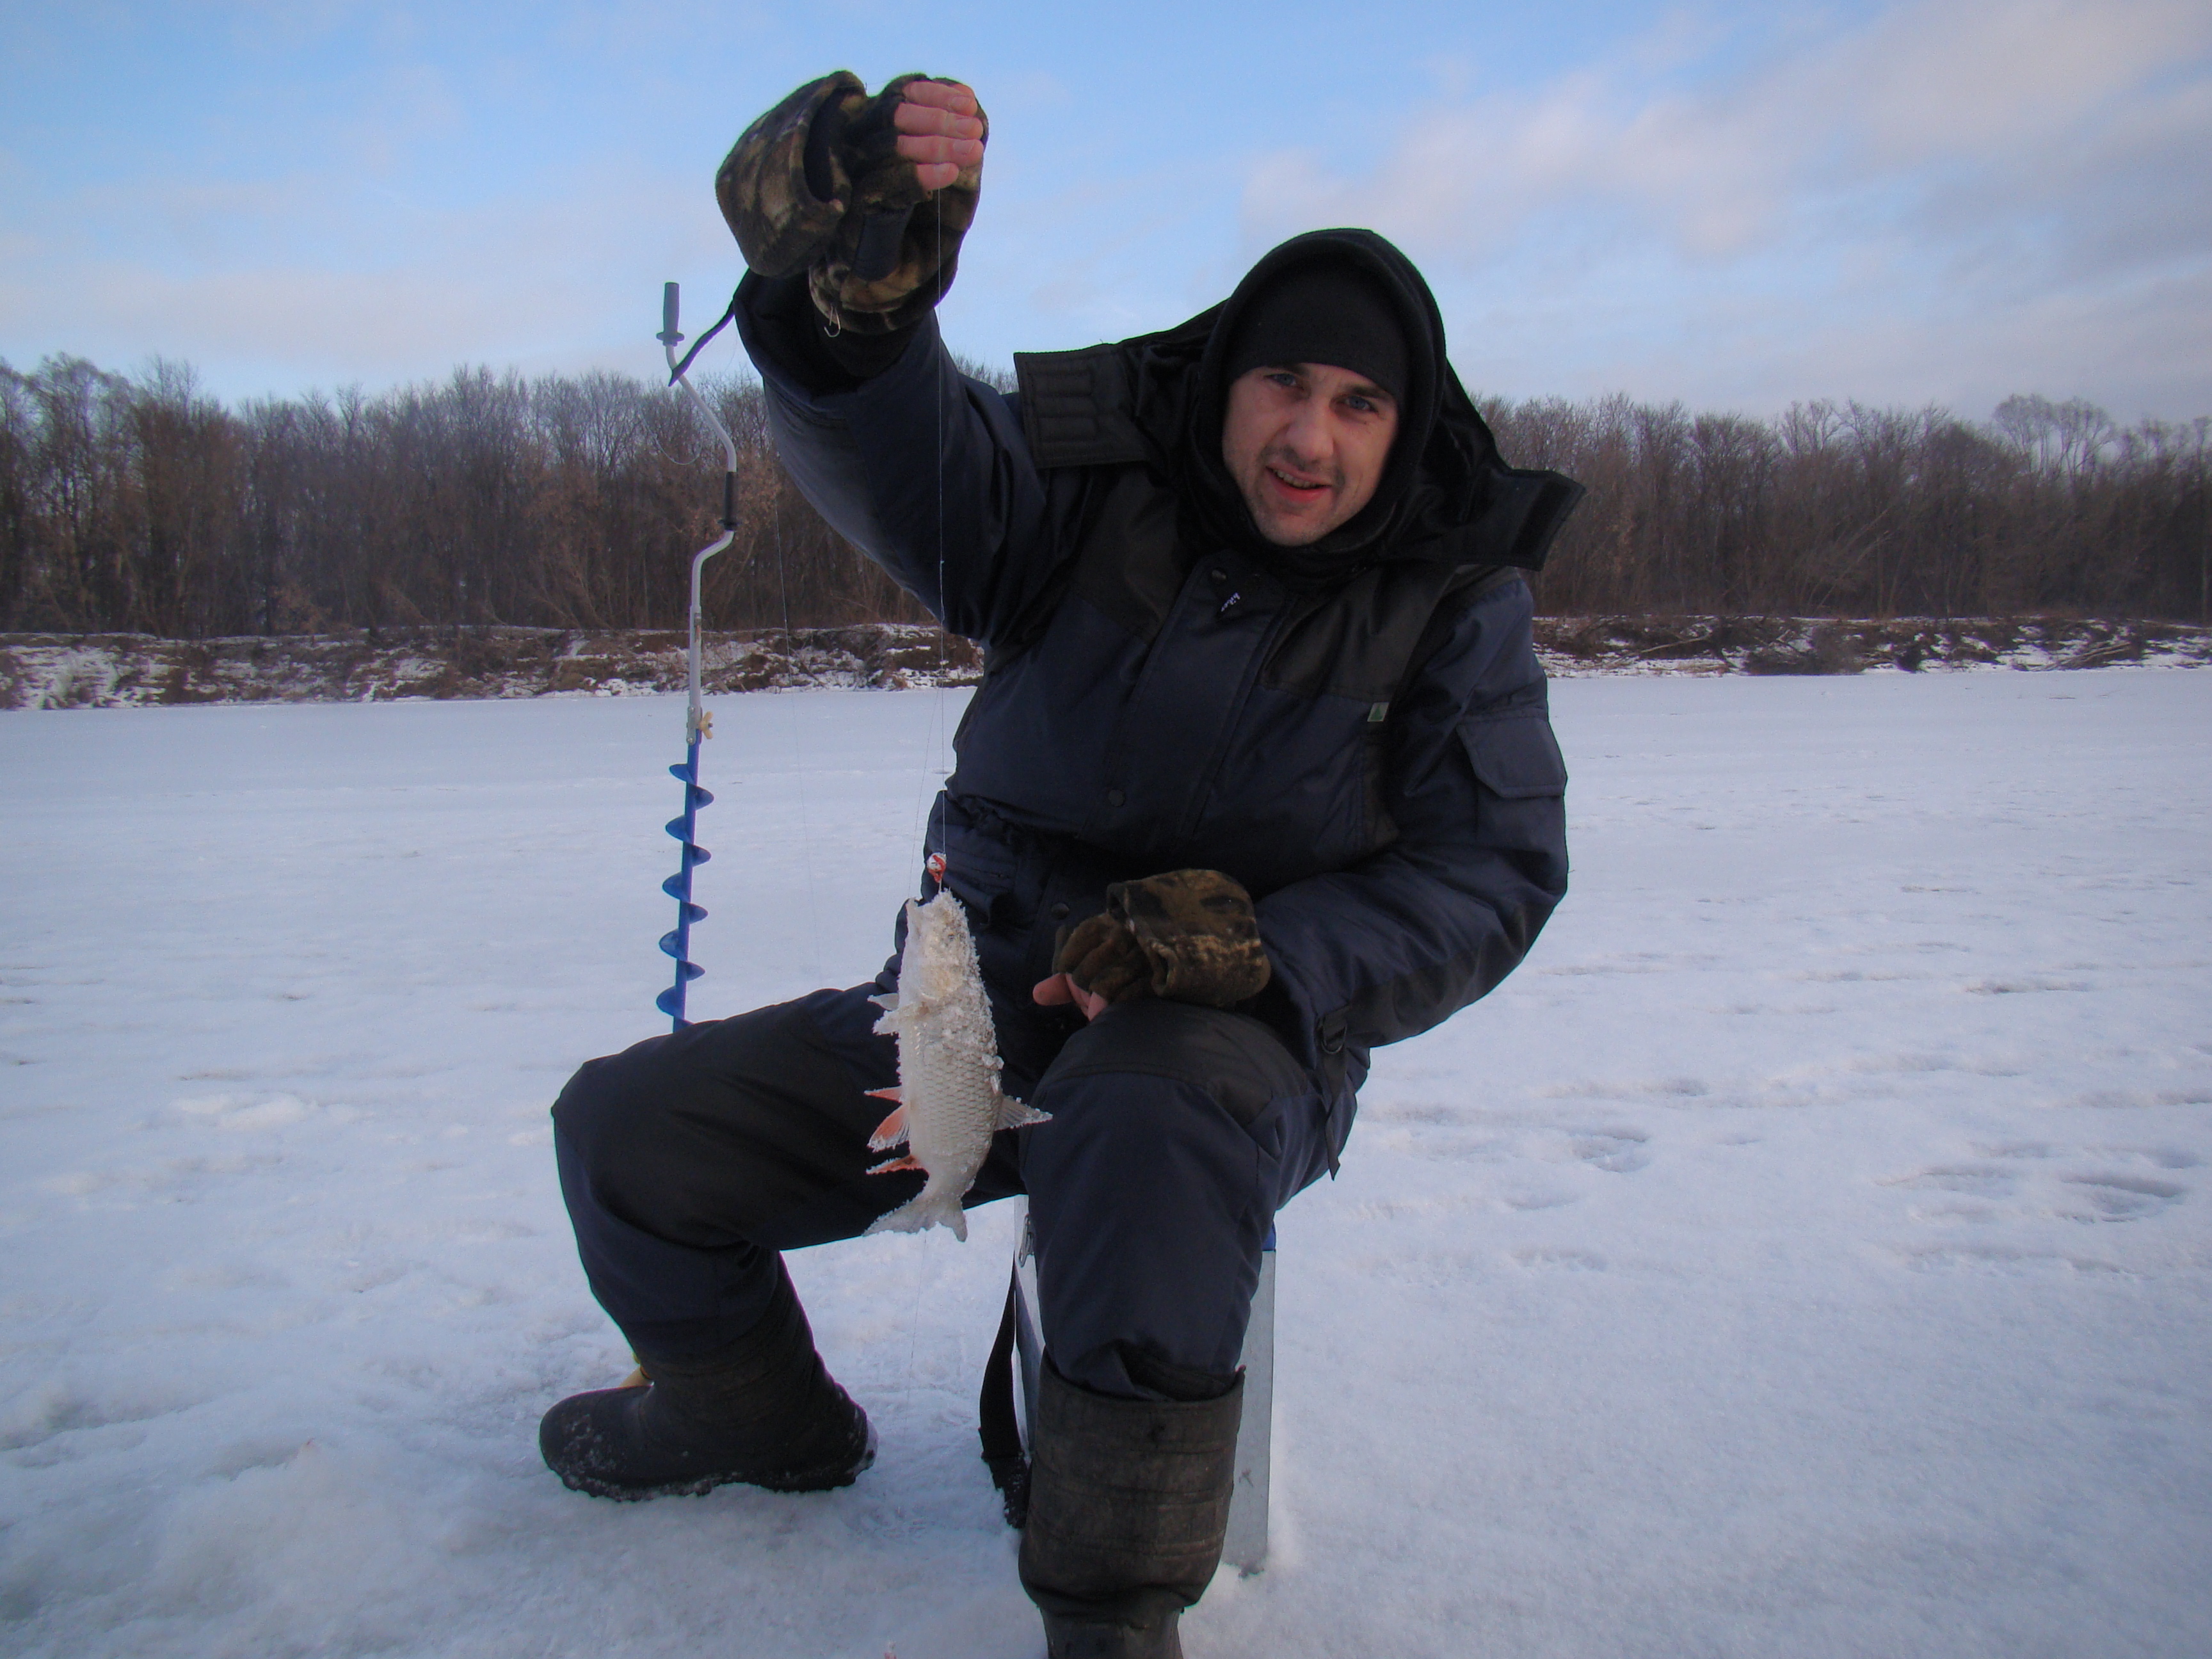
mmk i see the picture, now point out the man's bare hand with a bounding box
[1032,972,1109,1022]
[895,79,984,191]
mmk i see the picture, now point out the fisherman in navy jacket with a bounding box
[540,72,1578,1659]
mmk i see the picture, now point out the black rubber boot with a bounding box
[1019,1358,1244,1659]
[538,1259,874,1499]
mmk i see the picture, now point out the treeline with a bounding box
[1486,392,2210,621]
[2,355,2206,637]
[0,355,927,639]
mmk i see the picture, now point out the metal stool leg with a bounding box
[1010,1203,1274,1575]
[1012,1208,1045,1456]
[1221,1231,1274,1576]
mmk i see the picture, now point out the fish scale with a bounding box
[865,890,1048,1239]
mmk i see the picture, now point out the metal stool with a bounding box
[997,1201,1276,1575]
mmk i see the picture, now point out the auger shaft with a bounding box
[653,281,740,1029]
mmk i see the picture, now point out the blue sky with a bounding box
[4,0,2208,421]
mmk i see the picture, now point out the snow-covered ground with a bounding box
[2,673,2206,1658]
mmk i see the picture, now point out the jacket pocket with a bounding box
[1457,713,1569,799]
[936,807,1023,928]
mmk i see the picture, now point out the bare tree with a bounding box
[2,351,2205,637]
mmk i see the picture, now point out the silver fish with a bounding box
[865,890,1048,1239]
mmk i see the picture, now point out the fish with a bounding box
[864,888,1048,1240]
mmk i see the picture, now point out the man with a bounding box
[541,72,1579,1659]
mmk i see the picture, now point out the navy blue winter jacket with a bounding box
[736,230,1580,1103]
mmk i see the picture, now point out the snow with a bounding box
[2,673,2207,1658]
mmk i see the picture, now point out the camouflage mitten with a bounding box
[1054,913,1153,1005]
[1109,870,1274,1008]
[714,72,862,281]
[716,70,988,336]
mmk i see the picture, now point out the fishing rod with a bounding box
[652,280,739,1029]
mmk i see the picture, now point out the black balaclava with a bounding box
[1221,264,1410,406]
[1183,230,1446,581]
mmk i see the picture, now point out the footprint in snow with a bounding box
[1512,1247,1608,1272]
[1896,1242,2127,1275]
[1882,1156,2188,1227]
[1570,1130,1651,1173]
[2055,1173,2186,1223]
[1880,1165,2017,1198]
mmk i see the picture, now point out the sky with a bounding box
[3,0,2208,422]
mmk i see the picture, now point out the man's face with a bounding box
[1221,363,1400,547]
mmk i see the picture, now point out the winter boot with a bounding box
[1019,1357,1244,1659]
[538,1259,874,1499]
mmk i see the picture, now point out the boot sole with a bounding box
[556,1421,878,1502]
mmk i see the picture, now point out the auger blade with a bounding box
[657,931,707,975]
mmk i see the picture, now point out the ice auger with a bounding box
[652,281,739,1029]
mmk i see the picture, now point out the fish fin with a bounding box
[866,1086,903,1103]
[868,992,899,1011]
[865,1182,970,1241]
[995,1096,1052,1132]
[866,1153,923,1175]
[867,1102,908,1150]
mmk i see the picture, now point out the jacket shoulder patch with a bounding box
[1015,348,1153,469]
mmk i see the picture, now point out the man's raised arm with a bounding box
[717,72,1060,645]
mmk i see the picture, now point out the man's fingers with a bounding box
[894,132,985,166]
[894,99,983,141]
[900,79,978,118]
[1031,974,1107,1022]
[888,87,982,196]
[894,132,983,193]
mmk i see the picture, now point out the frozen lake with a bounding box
[2,672,2208,1658]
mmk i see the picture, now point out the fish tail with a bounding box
[863,1179,970,1241]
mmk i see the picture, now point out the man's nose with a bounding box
[1279,402,1334,468]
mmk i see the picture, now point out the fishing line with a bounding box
[702,280,827,993]
[773,493,828,988]
[910,189,954,880]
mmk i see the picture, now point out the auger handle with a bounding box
[659,282,682,346]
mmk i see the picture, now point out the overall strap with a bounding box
[979,1265,1030,1527]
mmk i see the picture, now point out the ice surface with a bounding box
[1,675,2206,1658]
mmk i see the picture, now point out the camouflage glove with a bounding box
[1054,871,1274,1009]
[1054,913,1154,1006]
[715,70,988,336]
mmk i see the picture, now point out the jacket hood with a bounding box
[1083,228,1582,579]
[1186,230,1443,574]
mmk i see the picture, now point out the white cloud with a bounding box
[0,154,729,397]
[1238,0,2212,418]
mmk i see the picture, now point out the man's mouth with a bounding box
[1263,465,1331,501]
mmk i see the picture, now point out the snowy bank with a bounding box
[4,614,2207,710]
